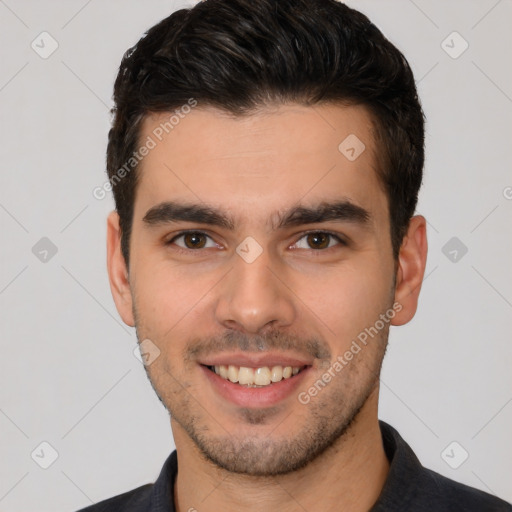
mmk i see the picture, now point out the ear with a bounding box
[106,210,135,327]
[391,215,428,326]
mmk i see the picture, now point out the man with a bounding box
[79,0,510,510]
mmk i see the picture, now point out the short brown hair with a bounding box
[107,0,424,266]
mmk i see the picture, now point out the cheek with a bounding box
[134,256,209,313]
[292,260,393,345]
[131,258,222,354]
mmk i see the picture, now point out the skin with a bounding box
[107,103,427,512]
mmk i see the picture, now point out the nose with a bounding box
[214,246,296,334]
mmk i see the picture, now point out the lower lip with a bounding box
[201,365,310,408]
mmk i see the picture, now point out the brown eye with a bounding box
[169,231,217,250]
[306,232,330,249]
[292,232,344,251]
[183,232,207,249]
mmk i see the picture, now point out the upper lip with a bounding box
[198,352,313,368]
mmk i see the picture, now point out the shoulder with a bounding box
[376,421,511,511]
[419,467,511,511]
[75,484,153,512]
[74,450,177,511]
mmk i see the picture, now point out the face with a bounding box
[108,103,422,476]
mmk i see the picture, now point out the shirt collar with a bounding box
[148,449,177,511]
[370,420,426,511]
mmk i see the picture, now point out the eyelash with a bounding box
[165,230,347,254]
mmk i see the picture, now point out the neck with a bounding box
[173,390,389,512]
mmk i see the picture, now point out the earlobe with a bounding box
[106,211,135,327]
[391,215,428,326]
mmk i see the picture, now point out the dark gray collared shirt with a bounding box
[76,421,511,511]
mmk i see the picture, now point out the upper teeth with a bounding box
[213,365,302,387]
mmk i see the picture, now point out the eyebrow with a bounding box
[142,199,371,231]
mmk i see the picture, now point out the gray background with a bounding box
[0,0,511,510]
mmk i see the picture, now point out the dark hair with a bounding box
[107,0,424,267]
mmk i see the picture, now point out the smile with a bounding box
[206,364,306,387]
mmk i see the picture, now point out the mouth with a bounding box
[204,364,308,387]
[199,356,312,408]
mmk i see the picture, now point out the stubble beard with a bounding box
[137,335,388,476]
[182,368,384,477]
[132,294,391,477]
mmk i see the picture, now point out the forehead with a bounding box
[134,103,387,225]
